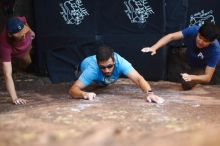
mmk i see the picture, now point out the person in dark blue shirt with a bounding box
[141,22,220,90]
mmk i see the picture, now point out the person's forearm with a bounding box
[136,76,152,93]
[4,75,18,101]
[190,74,212,83]
[69,86,85,99]
[151,34,174,51]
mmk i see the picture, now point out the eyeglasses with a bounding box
[99,64,115,70]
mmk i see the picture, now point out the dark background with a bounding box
[1,0,220,83]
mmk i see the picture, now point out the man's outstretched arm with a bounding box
[141,31,183,55]
[69,80,96,100]
[127,69,151,93]
[2,62,27,104]
[126,69,165,104]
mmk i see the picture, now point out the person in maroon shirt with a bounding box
[0,16,35,105]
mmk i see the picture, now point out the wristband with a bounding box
[148,90,153,95]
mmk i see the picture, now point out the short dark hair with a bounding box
[96,45,114,62]
[198,22,220,42]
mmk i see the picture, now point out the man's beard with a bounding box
[103,72,112,77]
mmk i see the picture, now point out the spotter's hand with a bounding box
[181,73,192,82]
[141,47,156,55]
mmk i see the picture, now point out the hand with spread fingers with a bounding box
[141,47,157,55]
[83,92,96,100]
[146,91,165,104]
[13,98,27,105]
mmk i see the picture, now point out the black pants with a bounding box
[167,47,205,90]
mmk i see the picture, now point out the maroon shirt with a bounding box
[0,16,32,62]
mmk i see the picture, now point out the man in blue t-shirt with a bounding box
[69,45,164,104]
[141,22,220,90]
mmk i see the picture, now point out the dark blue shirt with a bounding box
[182,25,220,68]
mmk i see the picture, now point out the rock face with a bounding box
[0,73,220,146]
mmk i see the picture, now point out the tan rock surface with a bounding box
[0,73,220,146]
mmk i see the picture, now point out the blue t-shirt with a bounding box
[79,52,134,86]
[182,25,220,68]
